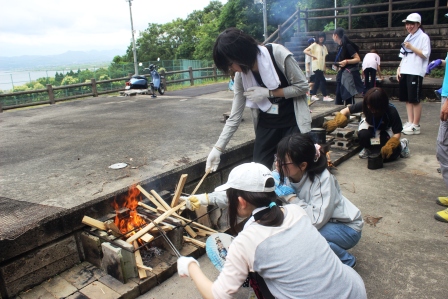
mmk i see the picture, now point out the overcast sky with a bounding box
[0,0,228,57]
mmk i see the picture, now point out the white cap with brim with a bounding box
[214,162,275,193]
[402,13,421,23]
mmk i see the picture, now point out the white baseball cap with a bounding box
[402,13,421,23]
[214,162,275,193]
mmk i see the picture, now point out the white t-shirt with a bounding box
[399,28,431,77]
[308,43,328,71]
[362,52,381,71]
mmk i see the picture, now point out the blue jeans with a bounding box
[319,222,361,267]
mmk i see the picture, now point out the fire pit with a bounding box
[80,175,217,284]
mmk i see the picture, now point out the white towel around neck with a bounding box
[241,45,281,112]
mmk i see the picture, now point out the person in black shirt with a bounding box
[324,87,410,162]
[332,28,364,106]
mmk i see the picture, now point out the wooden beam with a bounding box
[138,202,217,233]
[82,216,107,231]
[133,241,148,278]
[183,236,206,248]
[171,174,188,207]
[126,202,186,243]
[136,185,164,211]
[150,189,197,238]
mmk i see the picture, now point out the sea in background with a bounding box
[0,67,107,91]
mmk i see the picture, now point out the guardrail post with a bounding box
[46,84,55,105]
[91,78,98,97]
[212,64,217,81]
[297,8,301,32]
[188,67,194,86]
[0,101,3,113]
[277,25,282,44]
[160,70,167,90]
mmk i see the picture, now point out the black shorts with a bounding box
[399,74,423,103]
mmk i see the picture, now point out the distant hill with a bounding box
[0,50,122,71]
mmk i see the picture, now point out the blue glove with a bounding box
[272,171,295,197]
[426,59,442,74]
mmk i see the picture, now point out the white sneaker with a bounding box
[402,122,411,130]
[323,96,334,102]
[402,124,421,135]
[311,95,319,101]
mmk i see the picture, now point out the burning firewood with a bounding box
[327,151,337,169]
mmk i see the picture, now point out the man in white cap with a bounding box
[397,13,431,135]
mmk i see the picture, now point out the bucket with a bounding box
[368,153,383,170]
[309,128,326,144]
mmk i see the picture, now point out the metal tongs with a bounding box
[149,219,182,258]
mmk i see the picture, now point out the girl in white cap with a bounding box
[178,162,367,299]
[397,13,431,135]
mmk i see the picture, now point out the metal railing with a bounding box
[0,65,225,112]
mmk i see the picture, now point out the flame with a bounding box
[113,185,147,235]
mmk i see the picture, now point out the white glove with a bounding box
[177,256,199,277]
[206,147,221,172]
[243,86,270,103]
[179,194,209,211]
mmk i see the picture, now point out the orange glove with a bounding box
[381,137,400,159]
[323,113,348,133]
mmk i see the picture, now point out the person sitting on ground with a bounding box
[272,133,363,267]
[181,134,363,267]
[177,162,367,299]
[427,56,448,223]
[362,49,382,94]
[324,87,410,161]
[304,32,333,102]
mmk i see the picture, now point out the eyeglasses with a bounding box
[274,154,294,166]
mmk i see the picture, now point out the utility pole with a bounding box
[126,0,138,75]
[254,0,268,41]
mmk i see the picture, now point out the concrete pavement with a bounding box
[1,82,447,298]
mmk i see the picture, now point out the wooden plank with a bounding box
[82,216,107,231]
[150,189,197,238]
[136,185,164,210]
[133,241,148,278]
[171,174,188,207]
[126,202,186,243]
[183,236,206,248]
[150,189,171,210]
[138,202,217,233]
[192,169,213,227]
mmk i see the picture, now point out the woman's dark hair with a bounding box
[276,133,327,184]
[363,87,390,120]
[317,32,326,44]
[334,27,359,57]
[213,27,260,74]
[227,177,284,233]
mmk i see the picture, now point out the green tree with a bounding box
[61,76,78,85]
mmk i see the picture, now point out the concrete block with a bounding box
[99,275,139,299]
[60,261,106,290]
[79,281,121,299]
[129,271,157,295]
[333,128,355,139]
[113,239,138,281]
[80,231,102,268]
[101,242,136,283]
[18,285,55,299]
[0,236,78,284]
[332,139,355,150]
[41,275,78,299]
[3,253,80,298]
